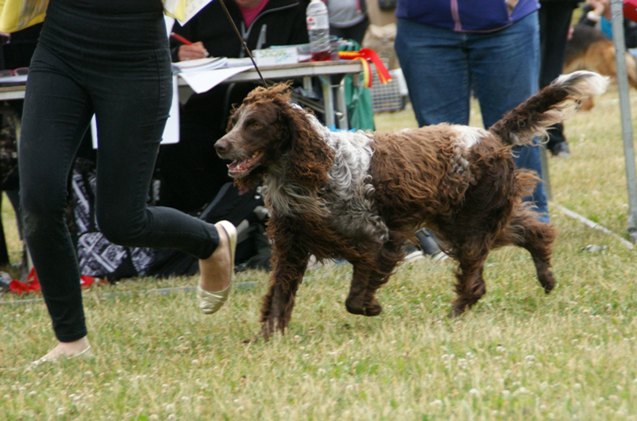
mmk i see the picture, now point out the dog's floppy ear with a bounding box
[281,104,334,190]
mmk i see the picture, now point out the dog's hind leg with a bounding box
[495,208,557,293]
[451,241,490,316]
[260,244,310,339]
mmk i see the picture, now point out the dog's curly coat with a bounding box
[215,71,608,338]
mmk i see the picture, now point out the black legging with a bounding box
[19,1,219,342]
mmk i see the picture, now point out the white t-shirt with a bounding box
[327,0,366,28]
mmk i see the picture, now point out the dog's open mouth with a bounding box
[227,151,264,178]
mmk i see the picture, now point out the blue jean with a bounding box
[395,12,548,221]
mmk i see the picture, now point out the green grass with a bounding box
[1,83,637,420]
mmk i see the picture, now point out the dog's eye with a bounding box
[246,119,263,130]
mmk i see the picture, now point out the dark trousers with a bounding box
[19,4,219,342]
[539,1,579,149]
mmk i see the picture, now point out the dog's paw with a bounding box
[260,319,275,341]
[449,303,468,318]
[260,316,289,340]
[345,298,383,317]
[539,273,556,294]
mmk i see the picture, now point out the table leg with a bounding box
[335,79,349,130]
[319,75,336,129]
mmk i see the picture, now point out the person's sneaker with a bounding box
[403,245,425,262]
[430,250,449,262]
[415,229,448,261]
[549,141,570,158]
[0,271,10,292]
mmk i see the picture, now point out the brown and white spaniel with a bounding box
[215,71,608,338]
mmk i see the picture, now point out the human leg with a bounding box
[539,2,578,156]
[511,143,549,222]
[19,46,94,344]
[395,18,471,126]
[395,19,472,254]
[198,220,236,314]
[469,12,549,220]
[539,2,577,88]
[469,13,540,127]
[89,48,235,310]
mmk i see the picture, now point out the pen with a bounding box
[171,32,210,57]
[170,32,193,45]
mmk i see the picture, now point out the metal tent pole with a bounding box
[610,0,637,243]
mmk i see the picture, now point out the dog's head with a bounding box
[215,83,334,192]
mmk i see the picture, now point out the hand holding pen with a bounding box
[171,32,210,61]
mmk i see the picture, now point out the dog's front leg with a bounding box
[260,239,310,339]
[346,264,382,316]
[346,237,403,316]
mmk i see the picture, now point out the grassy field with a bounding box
[1,83,636,420]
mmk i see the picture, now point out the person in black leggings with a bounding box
[19,0,237,364]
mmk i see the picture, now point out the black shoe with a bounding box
[415,229,448,261]
[549,141,570,158]
[403,245,425,262]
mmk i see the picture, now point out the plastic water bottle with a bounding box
[306,0,331,61]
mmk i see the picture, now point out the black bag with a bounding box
[70,159,155,282]
[378,0,397,11]
[0,106,19,191]
[147,182,271,278]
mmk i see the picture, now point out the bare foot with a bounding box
[199,221,236,292]
[32,336,92,365]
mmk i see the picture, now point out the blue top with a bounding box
[396,0,539,32]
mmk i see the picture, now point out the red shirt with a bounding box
[239,0,270,27]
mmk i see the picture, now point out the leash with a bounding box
[218,0,268,86]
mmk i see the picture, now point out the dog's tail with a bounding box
[489,71,608,145]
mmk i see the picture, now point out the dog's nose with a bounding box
[214,138,229,157]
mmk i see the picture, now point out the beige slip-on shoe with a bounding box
[197,220,237,314]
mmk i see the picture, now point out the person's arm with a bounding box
[176,41,209,60]
[170,21,209,61]
[582,0,609,26]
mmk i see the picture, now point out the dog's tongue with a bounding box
[228,158,254,176]
[227,152,263,176]
[228,160,245,175]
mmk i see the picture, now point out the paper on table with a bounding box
[226,58,254,67]
[172,57,228,72]
[178,65,253,94]
[0,74,27,84]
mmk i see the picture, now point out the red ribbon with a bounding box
[8,268,99,295]
[338,48,392,88]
